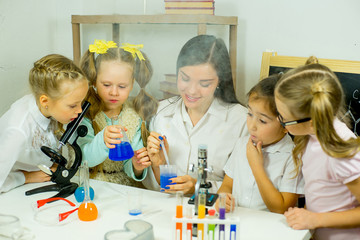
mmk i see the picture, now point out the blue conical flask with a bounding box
[109,115,134,161]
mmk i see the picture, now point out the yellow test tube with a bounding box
[197,190,206,240]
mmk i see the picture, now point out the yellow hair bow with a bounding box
[120,43,145,61]
[89,40,117,54]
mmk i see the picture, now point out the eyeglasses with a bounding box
[277,114,311,127]
[34,197,78,225]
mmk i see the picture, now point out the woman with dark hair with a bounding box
[145,35,248,194]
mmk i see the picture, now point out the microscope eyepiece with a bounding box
[198,144,207,159]
[59,101,91,147]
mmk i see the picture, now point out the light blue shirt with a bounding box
[78,113,147,181]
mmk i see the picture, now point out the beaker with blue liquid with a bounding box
[160,165,177,191]
[109,115,134,161]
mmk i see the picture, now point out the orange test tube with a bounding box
[176,191,184,240]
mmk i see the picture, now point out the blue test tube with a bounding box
[230,195,236,240]
[218,193,226,240]
[230,225,236,240]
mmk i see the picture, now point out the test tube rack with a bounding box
[172,216,240,240]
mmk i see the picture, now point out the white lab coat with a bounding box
[143,97,248,192]
[0,95,58,193]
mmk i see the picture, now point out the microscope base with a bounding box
[25,182,78,200]
[188,193,218,207]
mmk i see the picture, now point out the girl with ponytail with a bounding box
[275,56,360,240]
[78,40,157,187]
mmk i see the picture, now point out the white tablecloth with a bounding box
[0,179,311,240]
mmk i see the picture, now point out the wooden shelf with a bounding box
[72,14,237,25]
[71,14,238,83]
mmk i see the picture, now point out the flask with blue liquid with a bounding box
[109,115,134,161]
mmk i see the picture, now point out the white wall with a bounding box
[1,0,359,115]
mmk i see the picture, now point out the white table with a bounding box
[0,180,311,240]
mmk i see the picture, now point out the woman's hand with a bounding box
[132,147,151,177]
[215,193,235,213]
[147,131,167,167]
[104,125,123,149]
[284,207,319,230]
[165,175,196,195]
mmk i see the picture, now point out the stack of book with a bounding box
[165,0,215,15]
[160,74,178,99]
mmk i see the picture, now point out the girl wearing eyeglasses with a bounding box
[275,56,360,240]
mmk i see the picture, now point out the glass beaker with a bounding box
[109,115,134,161]
[77,160,98,221]
[0,214,34,239]
[127,191,142,216]
[159,165,177,191]
[74,160,95,203]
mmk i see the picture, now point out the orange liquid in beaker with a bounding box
[78,202,98,221]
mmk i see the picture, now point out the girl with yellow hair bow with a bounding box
[78,40,158,187]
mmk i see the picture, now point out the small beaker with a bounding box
[159,165,177,191]
[109,115,134,161]
[127,191,143,216]
[0,214,34,240]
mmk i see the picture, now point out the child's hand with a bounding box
[284,207,319,230]
[215,193,234,213]
[165,175,196,195]
[22,170,52,184]
[132,147,151,174]
[246,138,264,169]
[146,131,167,167]
[104,125,123,149]
[50,163,58,172]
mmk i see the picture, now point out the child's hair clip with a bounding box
[120,43,145,61]
[89,39,117,54]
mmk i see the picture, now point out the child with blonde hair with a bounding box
[78,40,158,187]
[216,74,304,213]
[275,56,360,240]
[0,54,89,193]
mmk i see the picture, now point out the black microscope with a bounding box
[25,101,91,199]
